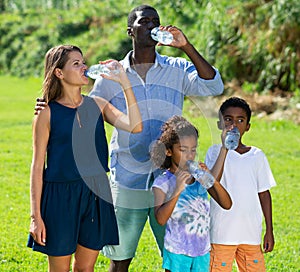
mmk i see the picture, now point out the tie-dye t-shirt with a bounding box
[152,170,210,257]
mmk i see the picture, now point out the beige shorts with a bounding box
[210,244,266,272]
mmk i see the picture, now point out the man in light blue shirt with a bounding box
[89,5,224,272]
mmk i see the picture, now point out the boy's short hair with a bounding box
[127,5,158,27]
[219,97,252,124]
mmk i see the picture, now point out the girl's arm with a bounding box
[198,162,232,210]
[93,60,142,133]
[29,108,50,246]
[207,181,232,210]
[153,171,189,226]
[259,190,275,253]
[153,187,179,226]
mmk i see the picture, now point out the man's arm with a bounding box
[162,26,217,79]
[180,42,216,80]
[161,25,223,96]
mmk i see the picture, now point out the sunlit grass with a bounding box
[0,76,299,271]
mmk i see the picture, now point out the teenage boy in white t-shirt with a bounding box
[205,97,276,272]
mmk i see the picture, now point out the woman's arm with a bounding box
[29,108,50,246]
[93,60,142,133]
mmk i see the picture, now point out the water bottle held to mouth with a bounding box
[224,127,240,150]
[151,27,173,45]
[85,61,120,79]
[186,160,215,189]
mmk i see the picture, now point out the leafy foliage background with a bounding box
[0,0,299,94]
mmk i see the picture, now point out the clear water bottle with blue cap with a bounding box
[186,160,215,189]
[151,27,173,45]
[84,62,120,79]
[224,127,240,150]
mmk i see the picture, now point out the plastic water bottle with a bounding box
[224,127,240,150]
[151,27,173,45]
[84,62,119,79]
[186,160,215,189]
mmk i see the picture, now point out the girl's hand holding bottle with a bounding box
[174,170,192,195]
[186,160,215,189]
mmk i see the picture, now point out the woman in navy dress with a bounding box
[28,45,142,271]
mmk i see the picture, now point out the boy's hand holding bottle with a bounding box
[220,124,240,150]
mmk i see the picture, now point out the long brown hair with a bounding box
[42,45,83,103]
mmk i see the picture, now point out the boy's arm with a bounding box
[208,127,229,180]
[258,190,275,253]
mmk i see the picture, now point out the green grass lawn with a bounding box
[0,76,299,271]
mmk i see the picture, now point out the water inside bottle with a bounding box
[224,127,240,150]
[85,62,119,79]
[151,27,173,45]
[186,160,214,189]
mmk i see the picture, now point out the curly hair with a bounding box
[151,115,198,169]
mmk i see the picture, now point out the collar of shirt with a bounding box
[121,50,163,73]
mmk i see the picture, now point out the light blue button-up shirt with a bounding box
[89,51,223,190]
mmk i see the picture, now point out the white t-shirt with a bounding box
[205,145,276,245]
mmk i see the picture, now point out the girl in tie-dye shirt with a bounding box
[151,115,231,272]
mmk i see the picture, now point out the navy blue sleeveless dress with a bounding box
[27,96,119,256]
